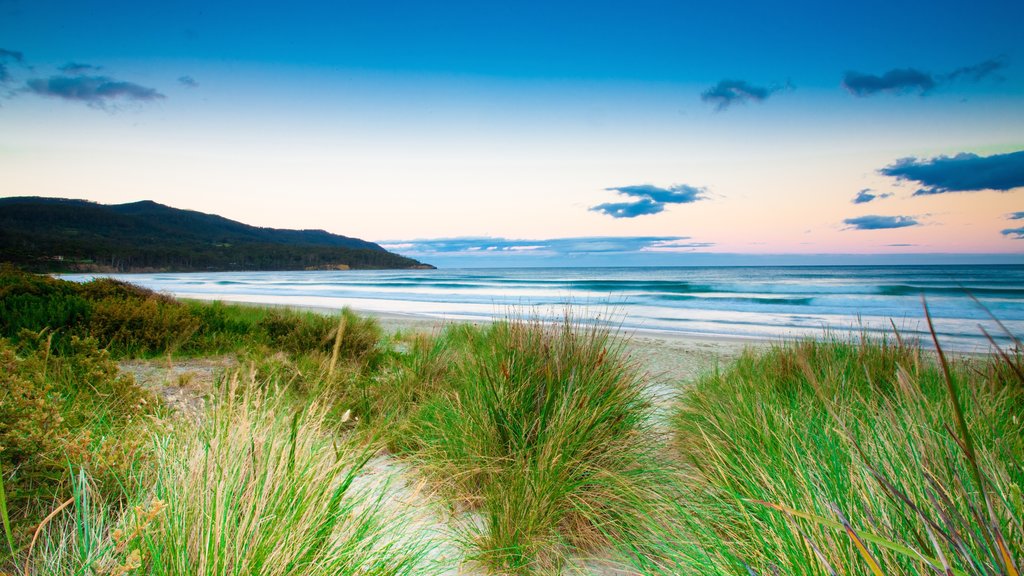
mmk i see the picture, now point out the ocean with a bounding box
[62,265,1024,352]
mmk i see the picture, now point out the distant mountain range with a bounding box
[0,197,432,272]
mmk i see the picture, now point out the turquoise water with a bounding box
[63,265,1024,352]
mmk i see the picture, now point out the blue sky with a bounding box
[1,0,1023,266]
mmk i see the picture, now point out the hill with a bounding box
[0,196,432,272]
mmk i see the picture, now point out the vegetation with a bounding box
[30,379,438,576]
[394,316,676,573]
[0,197,430,272]
[0,268,1020,575]
[671,334,1024,575]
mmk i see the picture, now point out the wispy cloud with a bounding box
[178,75,198,88]
[852,188,893,204]
[591,183,707,218]
[844,215,920,230]
[944,56,1007,82]
[879,150,1024,195]
[700,79,789,110]
[1002,227,1024,240]
[842,57,1008,97]
[59,62,101,75]
[25,74,165,108]
[1008,211,1024,220]
[0,47,23,83]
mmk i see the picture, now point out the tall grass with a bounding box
[672,332,1024,575]
[27,371,442,576]
[399,315,675,574]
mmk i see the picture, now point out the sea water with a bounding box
[62,265,1024,352]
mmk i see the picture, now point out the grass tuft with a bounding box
[399,314,673,573]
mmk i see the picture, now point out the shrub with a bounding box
[0,268,91,353]
[259,307,381,361]
[0,335,158,553]
[88,296,200,356]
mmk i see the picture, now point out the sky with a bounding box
[1,0,1023,267]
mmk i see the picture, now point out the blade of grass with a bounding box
[754,500,965,575]
[830,504,885,576]
[24,496,74,575]
[0,461,15,558]
[995,531,1020,576]
[978,325,1024,383]
[965,292,1023,352]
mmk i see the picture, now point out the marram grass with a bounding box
[3,271,1021,576]
[397,314,683,574]
[25,371,443,576]
[671,330,1023,575]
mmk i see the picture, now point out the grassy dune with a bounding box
[1,268,1020,575]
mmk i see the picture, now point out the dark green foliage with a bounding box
[0,196,430,272]
[0,267,91,353]
[0,269,380,360]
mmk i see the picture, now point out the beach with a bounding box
[60,265,1024,353]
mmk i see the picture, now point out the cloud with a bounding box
[590,198,664,218]
[381,236,714,257]
[843,215,920,230]
[701,79,788,110]
[842,68,935,96]
[843,57,1008,97]
[879,150,1024,195]
[1002,227,1024,240]
[59,62,101,75]
[852,188,893,204]
[1008,211,1024,220]
[591,183,707,219]
[0,47,23,83]
[944,57,1006,82]
[25,74,165,107]
[178,75,198,88]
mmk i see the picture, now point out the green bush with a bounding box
[0,335,158,550]
[0,268,91,353]
[89,295,200,356]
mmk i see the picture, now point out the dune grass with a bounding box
[671,332,1024,575]
[3,268,1021,575]
[25,372,442,576]
[394,315,679,574]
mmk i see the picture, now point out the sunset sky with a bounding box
[2,0,1023,266]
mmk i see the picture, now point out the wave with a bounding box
[877,285,1024,297]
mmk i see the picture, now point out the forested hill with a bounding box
[0,197,432,272]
